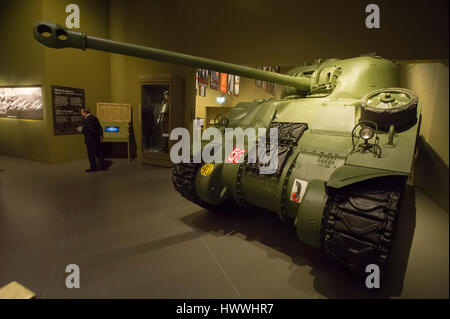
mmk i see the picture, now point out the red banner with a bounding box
[220,73,227,93]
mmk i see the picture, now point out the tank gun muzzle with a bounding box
[34,21,87,50]
[33,21,311,92]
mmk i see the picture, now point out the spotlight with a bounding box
[216,96,225,104]
[359,126,374,142]
[351,121,381,158]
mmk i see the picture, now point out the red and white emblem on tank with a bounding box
[226,148,246,164]
[290,179,308,203]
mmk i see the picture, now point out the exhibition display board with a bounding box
[97,102,132,161]
[52,85,85,135]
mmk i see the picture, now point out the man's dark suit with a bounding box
[82,114,103,170]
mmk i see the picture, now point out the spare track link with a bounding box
[172,161,210,209]
[321,177,405,278]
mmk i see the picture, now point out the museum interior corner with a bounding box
[0,0,448,303]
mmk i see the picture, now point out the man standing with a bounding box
[80,107,104,172]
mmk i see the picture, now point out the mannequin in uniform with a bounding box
[157,90,169,152]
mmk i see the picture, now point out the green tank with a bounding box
[34,22,421,279]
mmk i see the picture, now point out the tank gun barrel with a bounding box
[33,21,310,92]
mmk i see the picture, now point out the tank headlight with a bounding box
[359,126,374,141]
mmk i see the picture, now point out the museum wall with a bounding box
[42,0,111,163]
[0,0,51,162]
[0,0,111,163]
[399,61,449,211]
[109,1,196,159]
[400,62,449,166]
[109,0,448,66]
[109,56,194,159]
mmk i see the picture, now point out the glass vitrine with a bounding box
[140,74,184,167]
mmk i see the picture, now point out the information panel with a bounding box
[52,85,85,135]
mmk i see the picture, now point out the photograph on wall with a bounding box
[255,66,263,88]
[195,69,199,95]
[51,85,85,135]
[199,85,206,97]
[227,74,234,95]
[234,75,240,96]
[198,69,203,85]
[255,66,280,95]
[209,71,219,90]
[198,68,208,86]
[269,82,275,96]
[269,66,280,96]
[196,69,201,87]
[220,73,228,93]
[203,69,209,85]
[267,67,274,96]
[0,86,43,120]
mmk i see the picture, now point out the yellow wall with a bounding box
[0,0,51,162]
[42,0,111,162]
[400,62,449,165]
[195,76,280,119]
[0,0,111,163]
[399,61,449,210]
[109,1,196,159]
[106,0,448,65]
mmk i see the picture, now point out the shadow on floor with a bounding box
[414,136,449,211]
[180,185,416,298]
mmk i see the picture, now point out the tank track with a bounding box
[320,177,405,278]
[172,161,210,209]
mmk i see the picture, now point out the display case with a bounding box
[140,74,184,167]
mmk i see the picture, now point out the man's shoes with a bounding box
[98,160,113,171]
[85,168,98,172]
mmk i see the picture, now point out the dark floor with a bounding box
[0,155,448,298]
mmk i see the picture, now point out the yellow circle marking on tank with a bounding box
[200,164,214,176]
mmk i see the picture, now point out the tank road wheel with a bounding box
[320,176,406,278]
[361,88,418,131]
